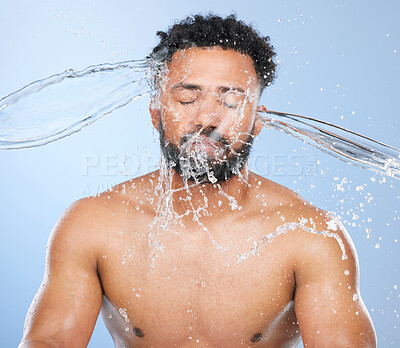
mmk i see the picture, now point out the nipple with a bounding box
[133,327,145,337]
[251,332,262,342]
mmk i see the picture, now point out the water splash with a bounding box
[148,154,228,268]
[1,59,399,182]
[260,110,400,180]
[0,59,151,149]
[236,215,348,264]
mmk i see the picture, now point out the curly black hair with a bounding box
[148,14,277,91]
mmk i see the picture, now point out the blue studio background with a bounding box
[0,0,399,346]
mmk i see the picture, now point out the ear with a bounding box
[149,102,161,131]
[253,105,267,137]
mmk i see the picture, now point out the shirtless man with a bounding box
[19,14,376,347]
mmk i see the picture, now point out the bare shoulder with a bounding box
[259,179,378,346]
[60,194,118,233]
[247,173,307,220]
[48,196,110,264]
[268,184,358,286]
[99,171,159,209]
[53,171,160,254]
[20,195,109,346]
[52,183,138,250]
[248,172,305,205]
[248,172,356,267]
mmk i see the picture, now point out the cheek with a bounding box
[161,97,189,124]
[226,107,256,139]
[161,110,191,145]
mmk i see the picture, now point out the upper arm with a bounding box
[21,198,103,347]
[293,213,376,347]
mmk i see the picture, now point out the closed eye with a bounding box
[220,90,246,110]
[223,101,238,109]
[180,100,196,105]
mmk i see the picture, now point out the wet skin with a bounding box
[19,48,376,348]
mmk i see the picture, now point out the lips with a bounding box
[199,135,219,149]
[188,135,220,156]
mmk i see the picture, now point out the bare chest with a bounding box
[97,219,301,347]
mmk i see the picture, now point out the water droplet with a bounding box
[344,270,350,275]
[119,308,128,319]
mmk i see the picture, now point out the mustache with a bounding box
[180,126,229,147]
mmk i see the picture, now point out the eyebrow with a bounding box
[219,86,245,94]
[171,83,201,91]
[170,83,245,94]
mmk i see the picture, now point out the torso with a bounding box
[91,172,309,347]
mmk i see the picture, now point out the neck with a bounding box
[159,164,251,220]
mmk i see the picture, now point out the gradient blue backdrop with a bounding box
[1,0,399,346]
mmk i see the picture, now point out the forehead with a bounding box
[164,47,259,91]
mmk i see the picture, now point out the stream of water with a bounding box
[1,59,397,265]
[1,59,398,182]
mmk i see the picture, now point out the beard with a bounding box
[159,121,255,184]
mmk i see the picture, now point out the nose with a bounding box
[193,92,227,131]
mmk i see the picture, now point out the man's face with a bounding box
[150,47,263,183]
